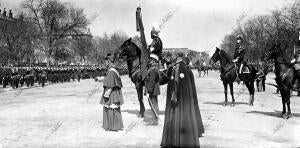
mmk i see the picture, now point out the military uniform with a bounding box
[233,35,246,75]
[11,68,20,89]
[40,68,47,87]
[144,60,160,125]
[148,32,163,60]
[233,44,245,66]
[3,68,11,88]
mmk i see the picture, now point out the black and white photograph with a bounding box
[0,0,300,147]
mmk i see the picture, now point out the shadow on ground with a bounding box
[203,101,249,106]
[247,110,300,118]
[122,109,165,125]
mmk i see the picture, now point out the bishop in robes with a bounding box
[161,54,204,148]
[100,53,124,131]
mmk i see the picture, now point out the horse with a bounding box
[198,64,209,77]
[262,43,295,119]
[210,47,257,106]
[115,38,170,118]
[195,60,208,77]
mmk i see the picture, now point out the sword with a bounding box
[146,95,161,122]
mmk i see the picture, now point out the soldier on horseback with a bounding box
[143,23,163,125]
[233,35,246,82]
[148,23,163,64]
[291,27,300,90]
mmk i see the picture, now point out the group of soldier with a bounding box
[0,65,128,89]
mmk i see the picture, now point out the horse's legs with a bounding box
[229,82,235,107]
[206,68,208,76]
[245,81,254,106]
[284,87,292,118]
[279,88,286,117]
[262,79,266,91]
[250,80,255,105]
[136,82,145,118]
[223,81,228,106]
[206,69,209,76]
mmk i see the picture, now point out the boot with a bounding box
[292,79,299,91]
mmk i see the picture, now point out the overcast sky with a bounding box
[0,0,294,54]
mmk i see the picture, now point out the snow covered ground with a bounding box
[0,70,299,148]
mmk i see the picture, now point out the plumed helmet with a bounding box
[151,22,160,37]
[151,30,159,37]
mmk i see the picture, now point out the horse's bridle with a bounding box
[265,45,292,81]
[118,44,139,61]
[210,50,221,64]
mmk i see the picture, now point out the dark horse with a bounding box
[262,44,295,119]
[210,47,257,106]
[115,38,170,118]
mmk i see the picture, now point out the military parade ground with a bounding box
[0,70,299,147]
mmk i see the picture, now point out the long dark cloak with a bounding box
[187,66,205,136]
[161,61,202,148]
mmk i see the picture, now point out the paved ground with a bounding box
[0,70,300,148]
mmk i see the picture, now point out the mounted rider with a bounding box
[233,35,246,81]
[148,23,163,66]
[291,27,300,90]
[144,23,162,125]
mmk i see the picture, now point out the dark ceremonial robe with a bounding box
[187,63,205,136]
[161,60,203,148]
[100,67,124,131]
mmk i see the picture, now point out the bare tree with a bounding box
[220,2,300,62]
[93,31,128,65]
[22,0,89,66]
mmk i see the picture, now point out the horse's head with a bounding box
[115,38,141,61]
[210,47,221,64]
[262,43,281,61]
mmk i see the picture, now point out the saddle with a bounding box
[234,63,250,74]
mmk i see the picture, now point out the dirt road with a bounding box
[0,70,299,147]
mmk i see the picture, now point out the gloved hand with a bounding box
[291,59,296,63]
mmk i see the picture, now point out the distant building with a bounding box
[0,8,18,65]
[162,48,209,65]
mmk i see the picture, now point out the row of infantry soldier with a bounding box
[0,65,127,89]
